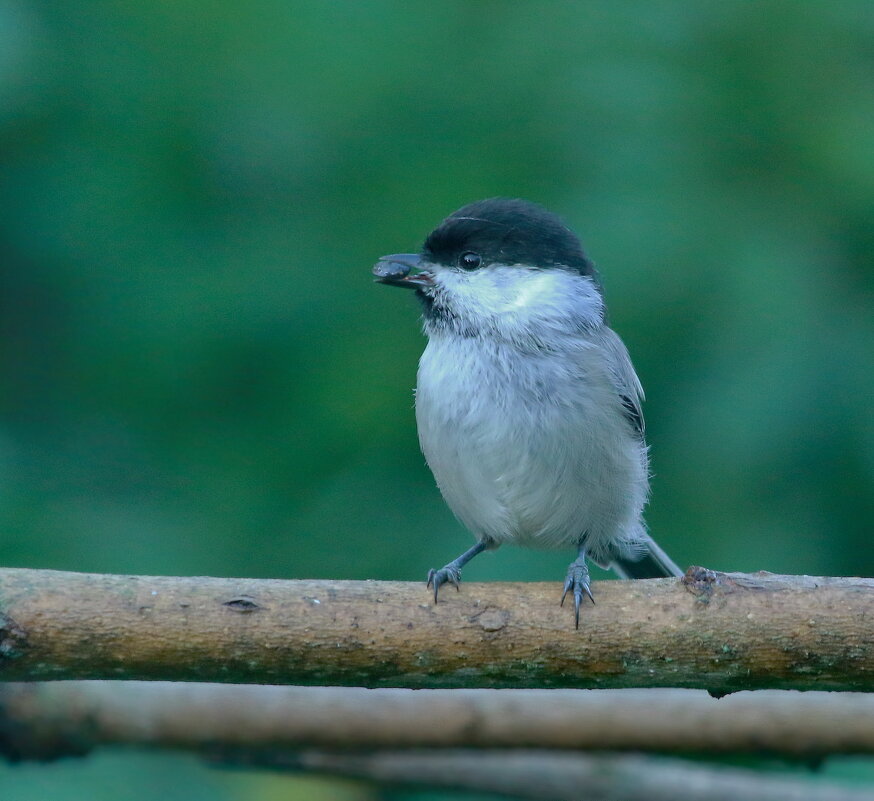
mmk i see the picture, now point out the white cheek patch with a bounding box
[462,266,548,317]
[431,265,603,339]
[507,271,554,311]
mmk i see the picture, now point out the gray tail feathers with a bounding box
[610,534,683,579]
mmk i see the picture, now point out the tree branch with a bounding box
[1,567,873,691]
[259,749,872,801]
[3,683,874,762]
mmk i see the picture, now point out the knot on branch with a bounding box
[682,566,721,603]
[223,596,263,613]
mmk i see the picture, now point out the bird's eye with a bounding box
[458,251,482,271]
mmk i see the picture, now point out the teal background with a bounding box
[1,2,872,799]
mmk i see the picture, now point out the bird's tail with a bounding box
[610,534,683,579]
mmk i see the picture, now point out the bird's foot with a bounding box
[561,560,595,629]
[425,541,491,604]
[426,565,462,603]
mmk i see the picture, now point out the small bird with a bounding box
[373,198,682,627]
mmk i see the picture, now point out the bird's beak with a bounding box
[372,253,434,289]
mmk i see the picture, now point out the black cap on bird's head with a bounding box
[373,198,597,288]
[424,198,596,275]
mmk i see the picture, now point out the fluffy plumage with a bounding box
[375,198,681,624]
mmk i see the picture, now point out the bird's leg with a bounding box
[427,540,492,603]
[561,543,595,629]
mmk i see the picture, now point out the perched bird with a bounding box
[373,198,682,627]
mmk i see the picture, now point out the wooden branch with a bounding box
[237,749,873,801]
[3,683,874,761]
[1,567,873,691]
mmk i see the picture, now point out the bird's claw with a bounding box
[561,562,595,629]
[426,565,462,603]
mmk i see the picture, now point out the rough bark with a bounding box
[1,567,873,691]
[3,683,874,761]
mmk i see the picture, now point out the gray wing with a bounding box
[596,326,646,438]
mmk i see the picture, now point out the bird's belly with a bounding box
[415,339,644,550]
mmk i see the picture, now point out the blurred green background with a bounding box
[1,1,872,799]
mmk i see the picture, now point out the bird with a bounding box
[372,198,682,627]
